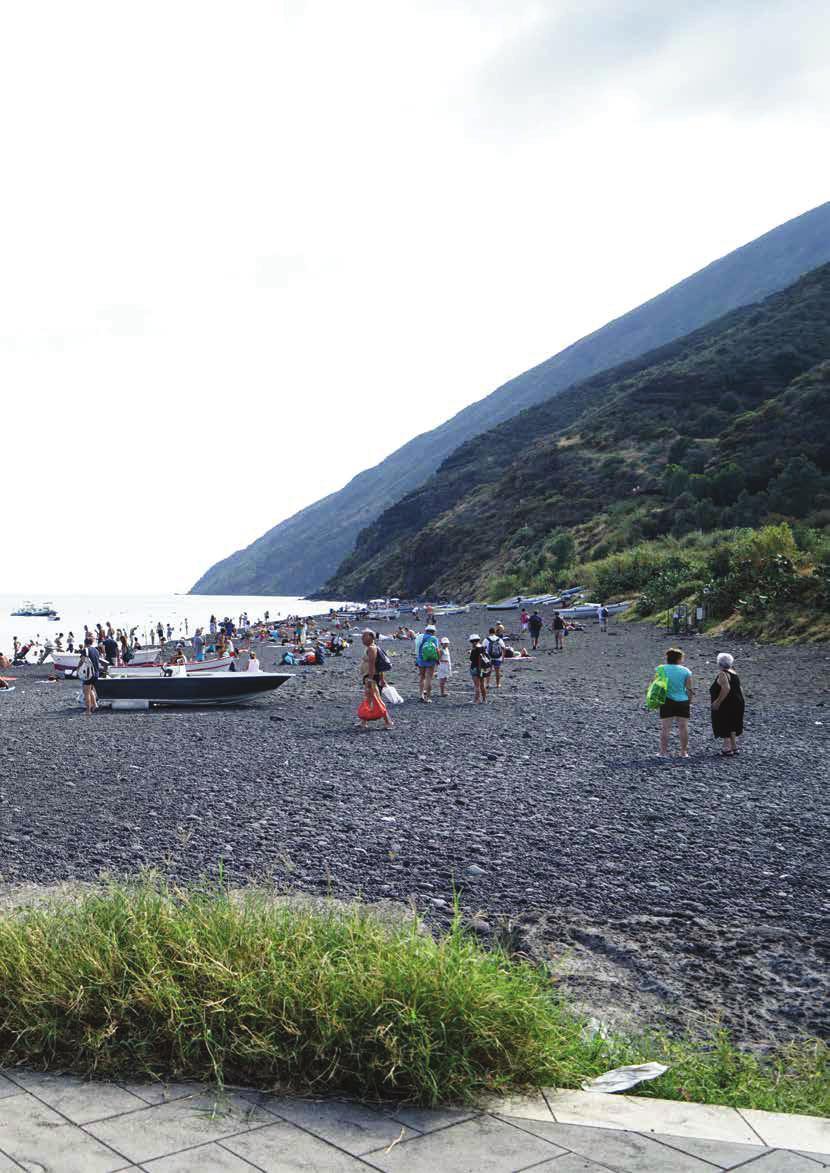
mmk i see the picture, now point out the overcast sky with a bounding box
[2,0,828,594]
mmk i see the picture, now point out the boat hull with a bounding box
[94,672,293,706]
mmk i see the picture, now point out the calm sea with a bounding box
[0,593,350,655]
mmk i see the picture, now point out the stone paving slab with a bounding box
[84,1089,274,1166]
[0,1071,827,1172]
[224,1119,377,1170]
[367,1114,566,1171]
[545,1089,760,1144]
[741,1107,830,1155]
[6,1069,147,1123]
[0,1091,132,1172]
[503,1116,730,1171]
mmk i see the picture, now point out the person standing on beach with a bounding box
[520,607,529,633]
[103,630,119,665]
[598,605,609,631]
[484,626,505,688]
[528,610,543,650]
[469,634,491,703]
[193,628,205,662]
[437,636,452,696]
[658,647,694,759]
[710,652,745,756]
[415,623,440,703]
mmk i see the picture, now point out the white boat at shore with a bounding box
[557,600,632,619]
[366,597,401,620]
[51,652,234,676]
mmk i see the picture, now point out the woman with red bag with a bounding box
[357,674,394,731]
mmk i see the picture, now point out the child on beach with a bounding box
[437,636,452,696]
[357,675,393,731]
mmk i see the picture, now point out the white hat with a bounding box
[469,633,481,641]
[425,624,436,632]
[440,636,450,645]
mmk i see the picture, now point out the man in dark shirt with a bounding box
[103,634,118,665]
[528,611,543,650]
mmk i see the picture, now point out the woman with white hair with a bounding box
[710,652,745,756]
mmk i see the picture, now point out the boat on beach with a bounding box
[94,672,293,707]
[366,598,401,620]
[51,652,233,676]
[557,600,632,618]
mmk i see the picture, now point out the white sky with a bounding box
[2,0,828,593]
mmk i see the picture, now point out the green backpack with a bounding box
[645,665,668,710]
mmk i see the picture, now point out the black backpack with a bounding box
[477,647,492,675]
[375,645,392,673]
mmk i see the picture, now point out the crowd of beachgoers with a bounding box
[0,599,747,755]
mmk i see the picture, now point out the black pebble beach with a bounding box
[2,613,828,1043]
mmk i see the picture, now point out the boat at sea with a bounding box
[95,671,293,707]
[11,601,60,618]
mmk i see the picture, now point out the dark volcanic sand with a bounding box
[1,614,828,1044]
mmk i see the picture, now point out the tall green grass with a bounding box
[0,879,826,1113]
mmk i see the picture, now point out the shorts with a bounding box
[660,699,690,719]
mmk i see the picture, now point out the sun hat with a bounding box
[440,636,450,645]
[469,633,480,641]
[425,624,436,632]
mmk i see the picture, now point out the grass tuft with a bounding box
[0,878,825,1114]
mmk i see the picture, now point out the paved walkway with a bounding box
[0,1070,827,1171]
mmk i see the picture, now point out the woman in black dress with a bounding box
[710,652,745,756]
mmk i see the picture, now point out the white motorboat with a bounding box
[429,602,470,617]
[52,652,234,677]
[11,601,59,618]
[95,672,293,707]
[557,601,632,619]
[107,657,235,678]
[366,597,401,620]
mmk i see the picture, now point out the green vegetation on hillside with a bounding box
[324,265,830,638]
[193,202,830,596]
[0,879,827,1115]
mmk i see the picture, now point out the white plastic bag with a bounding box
[582,1062,668,1093]
[382,684,404,705]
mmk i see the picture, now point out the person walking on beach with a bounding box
[599,605,609,632]
[520,607,529,633]
[437,636,452,696]
[528,610,543,650]
[551,611,565,650]
[78,647,99,715]
[484,626,505,688]
[710,652,745,756]
[415,623,440,703]
[469,634,491,703]
[658,647,694,759]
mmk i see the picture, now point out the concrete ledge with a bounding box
[526,1090,830,1155]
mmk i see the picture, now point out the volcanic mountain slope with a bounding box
[322,263,830,600]
[191,201,830,595]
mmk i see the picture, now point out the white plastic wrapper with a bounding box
[382,685,404,705]
[582,1062,668,1093]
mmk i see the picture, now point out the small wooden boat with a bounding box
[95,672,293,707]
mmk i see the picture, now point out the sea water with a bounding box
[0,593,351,656]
